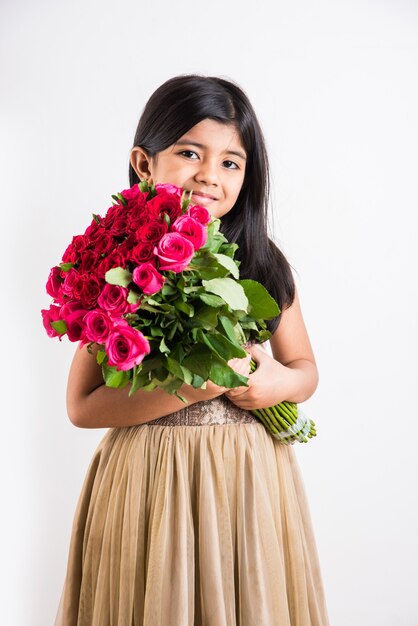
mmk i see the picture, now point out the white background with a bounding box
[1,0,417,624]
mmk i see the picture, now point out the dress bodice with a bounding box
[148,394,259,426]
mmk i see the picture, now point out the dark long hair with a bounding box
[129,74,295,334]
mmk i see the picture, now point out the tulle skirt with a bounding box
[54,395,330,626]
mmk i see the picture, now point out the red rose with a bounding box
[102,205,123,231]
[80,275,104,309]
[117,234,137,257]
[154,232,195,273]
[147,191,183,223]
[91,231,115,256]
[127,206,151,232]
[128,241,156,265]
[120,185,148,209]
[97,251,126,278]
[84,218,103,241]
[62,234,88,264]
[110,214,130,237]
[136,219,169,244]
[78,249,101,274]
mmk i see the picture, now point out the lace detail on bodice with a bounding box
[147,394,259,426]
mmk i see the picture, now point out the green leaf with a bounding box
[105,267,132,287]
[191,374,206,388]
[129,370,150,396]
[159,336,170,354]
[92,213,101,224]
[96,349,106,365]
[174,299,194,316]
[162,212,170,227]
[111,192,127,206]
[209,356,250,388]
[195,305,219,328]
[199,293,225,308]
[50,320,67,334]
[258,329,272,342]
[102,363,130,388]
[59,262,75,272]
[127,289,141,304]
[213,253,240,278]
[183,346,212,380]
[197,330,247,360]
[150,327,164,337]
[165,356,190,383]
[180,189,192,211]
[161,284,177,296]
[202,278,248,312]
[238,279,281,319]
[218,315,239,345]
[138,180,150,193]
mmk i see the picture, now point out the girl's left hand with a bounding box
[225,343,286,410]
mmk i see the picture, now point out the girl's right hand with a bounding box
[185,353,252,402]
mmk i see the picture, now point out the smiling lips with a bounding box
[190,190,218,202]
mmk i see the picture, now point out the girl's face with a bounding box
[130,118,247,219]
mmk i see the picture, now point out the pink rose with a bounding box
[186,204,211,225]
[155,183,183,198]
[171,215,207,250]
[59,300,84,319]
[41,304,63,338]
[105,322,150,371]
[98,283,129,316]
[65,308,88,342]
[83,309,114,344]
[154,232,195,273]
[46,266,63,299]
[132,262,166,295]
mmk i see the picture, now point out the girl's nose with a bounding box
[194,160,219,186]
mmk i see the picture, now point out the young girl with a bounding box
[55,74,330,626]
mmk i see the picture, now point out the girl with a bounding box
[55,74,330,626]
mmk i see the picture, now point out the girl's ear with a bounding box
[130,146,153,182]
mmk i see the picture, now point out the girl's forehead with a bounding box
[171,118,246,157]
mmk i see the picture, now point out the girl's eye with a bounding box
[223,160,239,170]
[179,150,198,159]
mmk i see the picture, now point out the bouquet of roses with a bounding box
[42,181,316,444]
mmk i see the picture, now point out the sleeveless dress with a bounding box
[54,394,330,626]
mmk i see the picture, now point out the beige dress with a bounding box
[54,395,330,626]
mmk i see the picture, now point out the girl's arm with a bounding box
[66,343,251,429]
[225,285,319,410]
